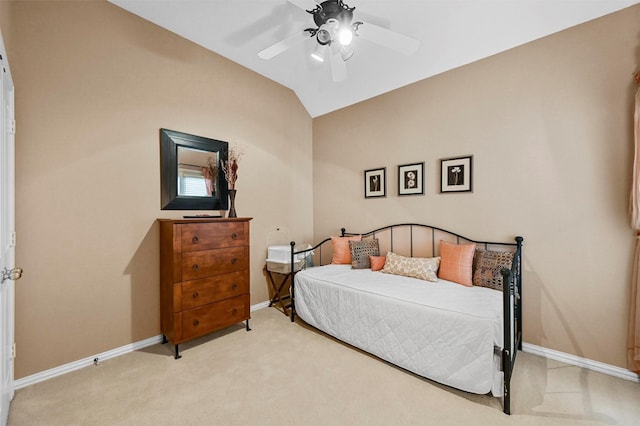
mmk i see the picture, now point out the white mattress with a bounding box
[294,265,504,395]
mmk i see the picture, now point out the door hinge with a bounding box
[11,231,16,247]
[9,120,15,135]
[11,343,16,359]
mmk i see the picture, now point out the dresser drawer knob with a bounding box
[192,236,199,243]
[193,292,199,299]
[232,283,238,290]
[231,258,238,265]
[192,264,199,271]
[232,308,237,315]
[193,320,200,327]
[231,233,238,240]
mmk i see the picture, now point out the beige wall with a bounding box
[1,1,313,378]
[314,5,640,369]
[1,0,638,379]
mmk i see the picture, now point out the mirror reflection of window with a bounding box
[178,166,208,196]
[177,146,219,197]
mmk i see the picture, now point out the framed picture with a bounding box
[398,162,424,196]
[440,155,473,193]
[364,167,386,198]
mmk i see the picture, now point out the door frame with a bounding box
[0,28,16,426]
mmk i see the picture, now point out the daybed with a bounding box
[289,223,523,414]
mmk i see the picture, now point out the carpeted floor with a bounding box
[8,307,640,425]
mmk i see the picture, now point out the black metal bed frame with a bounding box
[289,223,523,415]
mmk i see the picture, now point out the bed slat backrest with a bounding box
[342,223,517,260]
[291,223,519,272]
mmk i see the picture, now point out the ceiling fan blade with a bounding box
[329,48,347,82]
[357,22,420,56]
[287,0,320,12]
[258,32,308,60]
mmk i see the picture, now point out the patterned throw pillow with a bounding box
[369,255,386,271]
[438,241,476,286]
[381,252,441,282]
[473,249,514,291]
[349,239,380,269]
[330,235,361,264]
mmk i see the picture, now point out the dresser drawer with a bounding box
[181,271,249,310]
[182,295,249,340]
[181,222,248,252]
[181,246,248,281]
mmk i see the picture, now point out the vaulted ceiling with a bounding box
[109,0,639,117]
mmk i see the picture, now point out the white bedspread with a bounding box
[294,265,504,395]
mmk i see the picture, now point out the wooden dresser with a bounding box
[159,217,252,358]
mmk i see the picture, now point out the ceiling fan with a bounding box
[258,0,420,82]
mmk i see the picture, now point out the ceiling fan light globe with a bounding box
[317,28,332,45]
[311,44,327,62]
[339,28,353,46]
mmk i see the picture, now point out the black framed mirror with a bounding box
[160,128,229,210]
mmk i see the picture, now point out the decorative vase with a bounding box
[228,189,237,218]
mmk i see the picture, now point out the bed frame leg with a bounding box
[503,348,511,415]
[290,241,296,323]
[289,279,296,323]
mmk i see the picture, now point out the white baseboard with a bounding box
[14,302,270,390]
[14,334,163,390]
[522,342,640,383]
[15,305,638,390]
[251,300,270,311]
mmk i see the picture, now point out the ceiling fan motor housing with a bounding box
[310,0,354,27]
[306,0,356,45]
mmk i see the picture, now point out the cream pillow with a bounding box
[381,252,441,282]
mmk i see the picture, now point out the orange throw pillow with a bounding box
[369,255,386,271]
[330,235,361,264]
[438,241,476,286]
